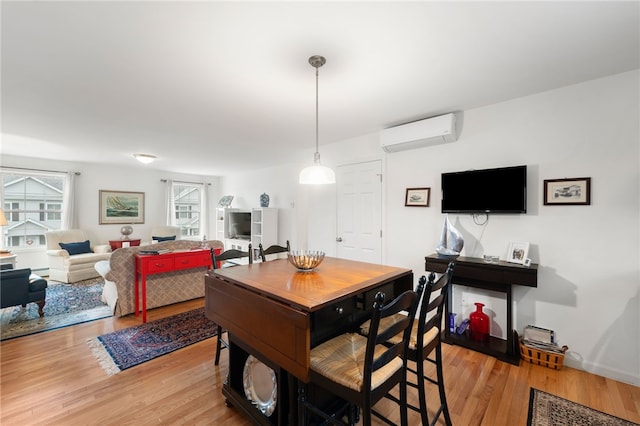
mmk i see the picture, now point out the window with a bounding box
[171,182,205,238]
[1,169,66,249]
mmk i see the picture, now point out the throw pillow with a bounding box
[59,240,92,255]
[152,235,176,242]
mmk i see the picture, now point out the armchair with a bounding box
[149,226,181,243]
[45,229,111,283]
[0,268,48,317]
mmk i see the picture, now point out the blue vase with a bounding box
[260,193,270,207]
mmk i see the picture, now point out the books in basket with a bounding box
[138,248,173,255]
[523,325,564,353]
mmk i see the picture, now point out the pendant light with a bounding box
[299,55,336,185]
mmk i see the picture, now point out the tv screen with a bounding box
[441,165,527,214]
[228,211,251,239]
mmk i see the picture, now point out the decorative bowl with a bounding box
[287,250,325,271]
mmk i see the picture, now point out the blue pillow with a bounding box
[59,240,92,255]
[152,235,176,242]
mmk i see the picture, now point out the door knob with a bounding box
[336,237,343,242]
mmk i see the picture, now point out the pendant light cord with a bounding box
[315,65,319,156]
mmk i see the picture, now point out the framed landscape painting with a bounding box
[99,190,145,224]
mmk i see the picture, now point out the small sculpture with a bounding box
[435,214,464,257]
[120,225,133,240]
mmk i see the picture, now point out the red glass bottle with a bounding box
[469,302,490,342]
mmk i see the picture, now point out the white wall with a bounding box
[1,155,221,270]
[222,70,640,385]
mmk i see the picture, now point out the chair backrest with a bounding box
[258,240,290,262]
[0,268,32,307]
[415,262,455,355]
[150,226,181,241]
[364,289,419,394]
[211,244,253,270]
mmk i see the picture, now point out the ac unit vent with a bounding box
[380,112,460,153]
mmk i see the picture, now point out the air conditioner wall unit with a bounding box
[380,112,460,153]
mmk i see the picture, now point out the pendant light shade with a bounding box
[299,55,336,185]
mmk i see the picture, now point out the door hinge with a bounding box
[380,230,383,238]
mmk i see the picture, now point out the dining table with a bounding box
[204,256,413,425]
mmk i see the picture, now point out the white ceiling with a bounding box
[2,1,639,176]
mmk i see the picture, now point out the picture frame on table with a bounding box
[405,187,430,207]
[99,190,145,224]
[543,177,591,205]
[507,242,530,265]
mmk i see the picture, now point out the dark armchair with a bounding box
[0,268,48,317]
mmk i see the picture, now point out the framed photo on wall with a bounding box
[507,242,529,265]
[543,177,591,205]
[99,190,145,224]
[405,187,430,207]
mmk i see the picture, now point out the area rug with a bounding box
[0,277,111,341]
[87,308,217,375]
[527,388,639,426]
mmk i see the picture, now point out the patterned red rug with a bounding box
[87,308,217,375]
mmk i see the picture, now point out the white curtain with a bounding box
[62,172,77,229]
[201,183,209,240]
[164,179,176,226]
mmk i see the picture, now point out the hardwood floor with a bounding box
[1,298,639,425]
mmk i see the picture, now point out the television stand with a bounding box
[425,254,538,365]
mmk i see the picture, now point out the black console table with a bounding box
[425,254,538,365]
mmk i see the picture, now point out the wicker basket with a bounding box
[520,340,569,370]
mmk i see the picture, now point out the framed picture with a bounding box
[99,190,145,224]
[507,242,529,265]
[405,187,430,207]
[543,177,591,205]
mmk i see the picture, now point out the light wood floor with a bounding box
[1,298,639,425]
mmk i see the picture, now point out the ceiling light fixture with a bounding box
[134,154,156,164]
[299,55,336,185]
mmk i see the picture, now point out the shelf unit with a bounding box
[217,207,278,257]
[425,254,538,365]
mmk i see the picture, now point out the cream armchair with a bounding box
[45,229,111,283]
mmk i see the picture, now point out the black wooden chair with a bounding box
[361,263,455,426]
[210,245,252,366]
[299,289,420,426]
[0,268,48,317]
[258,240,290,262]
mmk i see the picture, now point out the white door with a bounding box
[336,160,382,263]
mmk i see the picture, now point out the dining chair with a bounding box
[299,289,419,426]
[361,263,455,426]
[258,240,290,262]
[210,245,252,366]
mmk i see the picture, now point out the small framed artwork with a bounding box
[543,177,591,205]
[405,187,430,207]
[99,190,145,224]
[507,242,530,265]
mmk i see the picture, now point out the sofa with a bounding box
[45,229,112,283]
[95,239,224,317]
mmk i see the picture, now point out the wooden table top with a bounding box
[210,257,412,313]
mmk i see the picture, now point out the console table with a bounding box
[109,239,141,251]
[425,254,537,365]
[135,249,213,322]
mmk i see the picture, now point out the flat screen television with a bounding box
[441,165,527,214]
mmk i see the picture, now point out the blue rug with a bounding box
[88,308,217,375]
[0,277,111,340]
